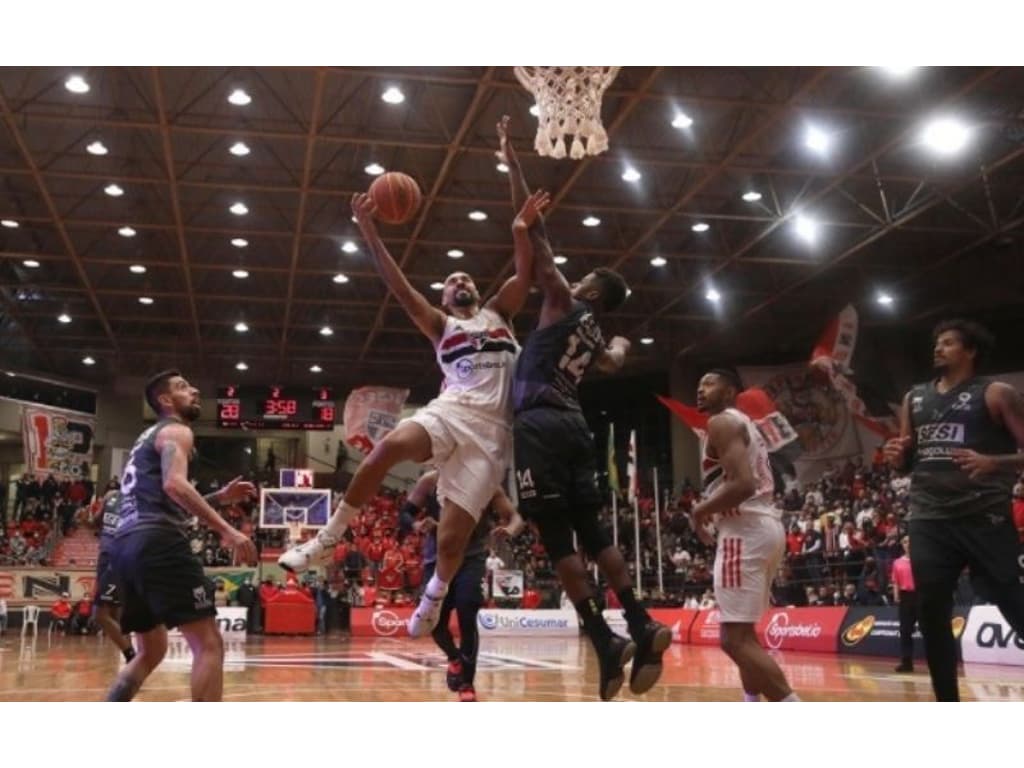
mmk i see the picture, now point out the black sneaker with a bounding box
[446,659,463,692]
[598,636,636,701]
[629,622,673,695]
[894,661,914,673]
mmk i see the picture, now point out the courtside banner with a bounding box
[962,605,1024,666]
[21,404,96,481]
[350,607,458,638]
[607,608,696,644]
[168,607,248,638]
[477,609,579,637]
[755,607,847,653]
[690,609,725,646]
[838,606,968,659]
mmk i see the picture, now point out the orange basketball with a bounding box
[368,172,422,225]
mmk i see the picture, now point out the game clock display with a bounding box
[216,385,336,430]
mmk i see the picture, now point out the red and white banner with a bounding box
[755,607,846,653]
[350,607,458,638]
[605,608,698,644]
[21,405,95,480]
[690,609,725,646]
[342,387,409,455]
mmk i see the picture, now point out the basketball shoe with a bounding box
[278,531,338,572]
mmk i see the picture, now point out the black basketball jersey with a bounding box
[114,419,192,540]
[907,377,1017,519]
[512,300,605,413]
[97,491,120,554]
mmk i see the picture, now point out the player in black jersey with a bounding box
[498,116,671,701]
[104,370,258,702]
[884,319,1024,701]
[399,470,524,701]
[92,485,135,664]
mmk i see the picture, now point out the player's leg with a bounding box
[280,419,434,571]
[423,561,461,688]
[719,622,795,701]
[105,625,167,701]
[178,616,225,702]
[962,510,1024,635]
[453,558,486,701]
[409,497,476,637]
[95,605,134,662]
[909,517,966,701]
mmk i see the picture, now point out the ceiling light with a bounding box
[364,163,385,176]
[430,282,445,290]
[804,125,832,155]
[228,89,251,106]
[793,214,820,244]
[82,356,95,366]
[650,256,667,267]
[104,184,124,197]
[86,140,108,156]
[879,66,918,78]
[129,264,146,274]
[332,273,350,284]
[232,269,249,279]
[621,167,642,183]
[447,249,464,259]
[235,361,249,371]
[705,287,722,303]
[553,255,567,265]
[468,210,488,221]
[138,296,154,305]
[231,238,248,248]
[309,364,323,373]
[65,75,90,94]
[691,222,710,233]
[229,202,248,216]
[2,219,19,228]
[58,313,71,324]
[23,259,41,269]
[876,291,894,306]
[319,326,334,337]
[640,337,654,345]
[672,112,694,129]
[118,226,136,238]
[742,190,762,202]
[529,104,540,117]
[922,117,971,156]
[341,240,359,254]
[496,162,509,173]
[234,322,249,333]
[381,86,405,105]
[582,216,601,227]
[229,141,251,157]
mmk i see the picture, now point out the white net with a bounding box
[286,520,305,547]
[514,66,620,159]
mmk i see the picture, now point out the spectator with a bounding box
[72,596,93,634]
[51,593,72,634]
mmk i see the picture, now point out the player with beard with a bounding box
[105,370,258,702]
[498,116,670,701]
[884,319,1024,701]
[280,191,548,639]
[692,369,799,702]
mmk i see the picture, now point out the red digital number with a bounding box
[227,386,236,397]
[271,386,281,399]
[220,403,240,420]
[265,399,298,416]
[320,406,335,423]
[319,388,328,401]
[284,399,297,416]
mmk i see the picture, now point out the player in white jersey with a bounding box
[692,368,799,702]
[280,189,550,638]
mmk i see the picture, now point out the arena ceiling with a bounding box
[1,66,1023,399]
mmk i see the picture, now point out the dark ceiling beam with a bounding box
[0,89,120,358]
[152,67,204,364]
[357,68,498,363]
[276,68,326,376]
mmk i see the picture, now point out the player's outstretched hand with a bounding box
[496,114,511,163]
[351,193,379,234]
[513,189,550,231]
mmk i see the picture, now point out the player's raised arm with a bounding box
[352,193,446,344]
[487,189,550,321]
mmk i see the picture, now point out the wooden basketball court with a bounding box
[2,633,1021,701]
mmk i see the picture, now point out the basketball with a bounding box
[368,172,422,225]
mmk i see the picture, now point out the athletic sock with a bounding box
[617,587,652,639]
[574,596,613,651]
[323,501,360,539]
[424,574,449,601]
[782,692,801,702]
[743,691,760,702]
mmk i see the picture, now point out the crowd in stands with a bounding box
[0,472,97,566]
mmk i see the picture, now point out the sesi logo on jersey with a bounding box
[916,422,965,444]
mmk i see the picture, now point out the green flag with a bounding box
[607,423,620,492]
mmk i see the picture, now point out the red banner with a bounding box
[689,609,725,646]
[343,387,409,455]
[647,608,699,645]
[755,607,846,653]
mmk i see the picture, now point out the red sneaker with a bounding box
[446,660,463,692]
[458,684,477,702]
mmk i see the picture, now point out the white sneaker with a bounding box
[277,531,338,572]
[407,591,445,637]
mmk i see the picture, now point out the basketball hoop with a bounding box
[514,66,620,159]
[286,520,304,547]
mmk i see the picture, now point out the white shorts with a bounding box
[401,400,510,521]
[713,514,785,623]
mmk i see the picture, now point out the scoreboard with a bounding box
[216,385,336,430]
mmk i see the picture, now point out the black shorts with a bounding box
[513,407,609,561]
[909,507,1021,600]
[112,529,215,634]
[424,555,486,607]
[94,549,120,607]
[513,407,603,516]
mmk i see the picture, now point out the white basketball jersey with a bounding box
[434,307,520,421]
[700,407,779,519]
